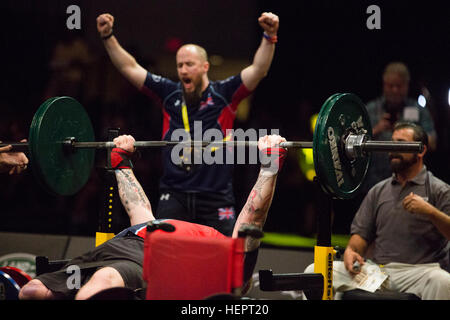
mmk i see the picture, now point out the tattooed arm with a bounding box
[115,169,155,226]
[112,135,155,226]
[232,135,286,251]
[232,171,277,251]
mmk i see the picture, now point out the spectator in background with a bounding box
[363,61,437,192]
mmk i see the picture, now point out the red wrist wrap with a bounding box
[111,148,133,169]
[261,147,287,172]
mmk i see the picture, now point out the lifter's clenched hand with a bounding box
[257,134,286,151]
[258,135,287,176]
[113,135,136,154]
[96,13,114,38]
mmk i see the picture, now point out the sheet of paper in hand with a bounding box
[350,260,388,293]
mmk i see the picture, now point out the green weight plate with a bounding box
[28,96,95,196]
[313,93,372,199]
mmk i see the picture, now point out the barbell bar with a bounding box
[0,140,315,153]
[1,94,424,198]
[0,137,422,155]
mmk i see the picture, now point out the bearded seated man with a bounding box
[305,122,450,300]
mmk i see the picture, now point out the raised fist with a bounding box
[258,12,279,37]
[96,13,114,38]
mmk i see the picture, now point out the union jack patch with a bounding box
[218,207,235,220]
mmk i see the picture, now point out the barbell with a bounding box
[1,94,423,199]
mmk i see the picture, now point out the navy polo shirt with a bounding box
[140,72,251,197]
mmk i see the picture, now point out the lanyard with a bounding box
[181,101,190,134]
[179,100,193,170]
[180,97,231,151]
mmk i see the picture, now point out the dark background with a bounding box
[1,1,449,238]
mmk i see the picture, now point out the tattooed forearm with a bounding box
[233,171,277,249]
[243,173,276,224]
[116,169,151,210]
[115,169,154,224]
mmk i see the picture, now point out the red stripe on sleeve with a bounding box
[229,83,252,112]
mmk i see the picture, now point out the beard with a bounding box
[389,153,419,173]
[183,79,203,108]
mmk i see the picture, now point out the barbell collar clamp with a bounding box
[345,134,367,159]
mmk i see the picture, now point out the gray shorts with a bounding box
[36,236,145,299]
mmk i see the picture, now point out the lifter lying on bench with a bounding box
[19,134,287,300]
